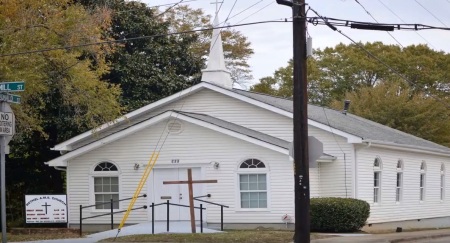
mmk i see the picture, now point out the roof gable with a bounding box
[46,110,291,167]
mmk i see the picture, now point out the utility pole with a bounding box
[276,0,309,242]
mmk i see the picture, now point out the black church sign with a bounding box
[25,195,67,223]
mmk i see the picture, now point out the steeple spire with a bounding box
[200,11,232,89]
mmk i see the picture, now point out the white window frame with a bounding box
[441,164,445,202]
[236,158,270,211]
[90,161,121,212]
[373,157,382,204]
[420,161,426,202]
[396,160,403,203]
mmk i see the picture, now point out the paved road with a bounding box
[409,236,450,242]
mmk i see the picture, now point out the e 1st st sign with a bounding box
[0,112,13,135]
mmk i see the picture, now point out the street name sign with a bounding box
[0,93,20,104]
[0,112,13,136]
[0,81,25,92]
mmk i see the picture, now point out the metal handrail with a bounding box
[81,194,147,209]
[194,195,229,231]
[79,194,147,236]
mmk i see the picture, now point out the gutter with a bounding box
[362,140,450,157]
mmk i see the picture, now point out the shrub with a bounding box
[310,197,370,232]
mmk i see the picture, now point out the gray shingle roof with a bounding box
[232,89,450,153]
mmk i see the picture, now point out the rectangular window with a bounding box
[94,177,119,209]
[441,174,445,201]
[240,174,267,208]
[420,174,425,201]
[373,172,380,203]
[396,172,402,202]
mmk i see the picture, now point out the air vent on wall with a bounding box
[167,120,183,134]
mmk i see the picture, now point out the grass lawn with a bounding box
[101,230,333,242]
[0,232,84,242]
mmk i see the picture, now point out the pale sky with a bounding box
[144,0,450,86]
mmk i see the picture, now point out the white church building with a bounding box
[46,14,450,231]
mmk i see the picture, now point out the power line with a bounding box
[353,0,404,47]
[147,0,197,8]
[235,1,275,24]
[308,7,450,109]
[155,0,185,18]
[0,20,289,58]
[377,0,435,49]
[224,0,265,23]
[415,0,448,27]
[224,0,238,23]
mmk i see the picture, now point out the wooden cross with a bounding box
[163,168,217,233]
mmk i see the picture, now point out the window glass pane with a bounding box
[250,199,259,208]
[249,182,258,190]
[240,174,248,183]
[249,192,258,200]
[259,192,267,201]
[396,173,401,187]
[103,184,111,193]
[111,177,119,185]
[249,174,258,183]
[258,174,266,183]
[111,184,119,192]
[94,184,102,192]
[103,177,111,185]
[241,200,250,208]
[241,192,250,200]
[258,181,267,190]
[240,182,248,190]
[94,177,102,185]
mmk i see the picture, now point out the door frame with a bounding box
[147,164,206,221]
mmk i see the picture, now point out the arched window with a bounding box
[373,157,382,203]
[238,159,267,209]
[420,161,426,201]
[441,164,445,201]
[93,162,119,210]
[396,160,403,202]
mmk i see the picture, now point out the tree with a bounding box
[330,81,450,147]
[0,0,122,224]
[79,0,204,112]
[251,42,450,105]
[162,5,254,88]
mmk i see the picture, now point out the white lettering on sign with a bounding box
[0,112,13,135]
[25,195,67,223]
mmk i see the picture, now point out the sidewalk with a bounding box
[313,228,450,243]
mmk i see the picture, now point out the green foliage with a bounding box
[0,0,122,224]
[93,0,204,112]
[163,5,254,87]
[251,42,450,105]
[310,197,370,232]
[330,81,450,147]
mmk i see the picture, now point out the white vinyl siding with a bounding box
[357,145,450,224]
[67,120,302,224]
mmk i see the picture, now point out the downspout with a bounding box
[353,145,358,199]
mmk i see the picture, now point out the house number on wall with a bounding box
[171,159,180,164]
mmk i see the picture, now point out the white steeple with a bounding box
[201,13,232,89]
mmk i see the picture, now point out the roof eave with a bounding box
[363,139,450,157]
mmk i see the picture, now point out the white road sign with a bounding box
[0,112,13,136]
[25,195,68,223]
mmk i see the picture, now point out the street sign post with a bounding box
[0,82,25,92]
[0,80,23,243]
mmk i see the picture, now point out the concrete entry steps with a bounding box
[20,221,223,243]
